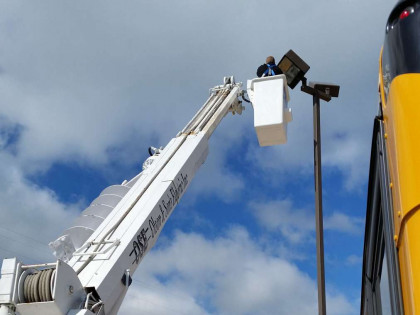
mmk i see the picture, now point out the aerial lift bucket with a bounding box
[247,74,292,146]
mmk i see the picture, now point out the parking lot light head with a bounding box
[278,50,310,89]
[310,82,340,98]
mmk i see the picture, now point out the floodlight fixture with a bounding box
[278,50,310,89]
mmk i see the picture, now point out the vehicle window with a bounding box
[380,253,392,315]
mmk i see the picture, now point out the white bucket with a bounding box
[247,74,292,146]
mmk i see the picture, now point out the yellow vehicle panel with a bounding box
[381,71,420,314]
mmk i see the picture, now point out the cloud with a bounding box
[122,282,210,315]
[120,227,356,315]
[249,199,314,243]
[0,0,395,183]
[187,127,247,203]
[0,151,80,263]
[0,0,253,202]
[248,199,364,243]
[345,254,363,266]
[324,212,364,235]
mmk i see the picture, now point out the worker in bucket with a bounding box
[257,56,282,77]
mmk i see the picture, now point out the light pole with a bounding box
[302,82,340,315]
[279,50,340,315]
[313,89,326,315]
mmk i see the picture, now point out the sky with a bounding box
[0,1,397,314]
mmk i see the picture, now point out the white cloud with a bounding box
[188,128,246,203]
[0,151,80,263]
[324,212,364,235]
[120,228,356,315]
[122,282,210,315]
[345,255,363,266]
[0,0,252,202]
[0,0,396,183]
[248,199,364,243]
[249,199,314,243]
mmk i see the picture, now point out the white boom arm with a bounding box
[0,77,245,315]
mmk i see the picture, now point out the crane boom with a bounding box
[0,77,244,315]
[0,74,292,315]
[71,77,243,314]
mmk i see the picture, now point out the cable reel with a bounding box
[17,267,56,303]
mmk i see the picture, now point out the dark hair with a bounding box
[266,56,275,64]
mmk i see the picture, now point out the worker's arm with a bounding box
[256,64,267,77]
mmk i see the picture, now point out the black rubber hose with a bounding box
[242,94,251,103]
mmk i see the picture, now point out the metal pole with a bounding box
[313,94,326,315]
